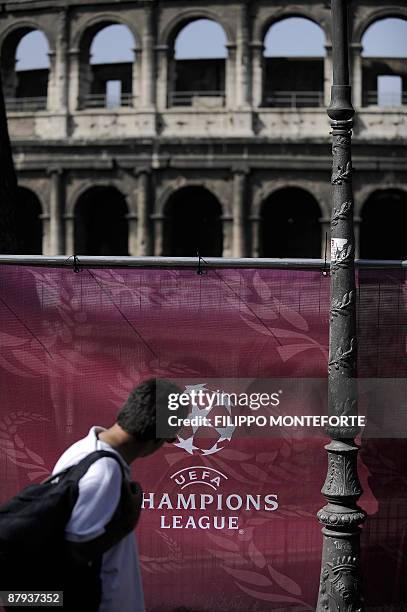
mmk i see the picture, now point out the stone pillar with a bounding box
[351,43,363,108]
[141,1,156,108]
[48,168,65,255]
[68,48,80,112]
[136,167,152,255]
[236,1,251,108]
[225,44,237,109]
[221,215,233,258]
[64,214,75,255]
[232,166,248,257]
[152,213,164,255]
[156,45,169,110]
[40,213,51,256]
[1,44,18,100]
[324,44,333,107]
[250,214,260,257]
[127,212,138,256]
[251,41,264,107]
[47,51,57,111]
[133,46,142,107]
[48,10,69,111]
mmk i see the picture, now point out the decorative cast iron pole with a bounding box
[316,1,367,610]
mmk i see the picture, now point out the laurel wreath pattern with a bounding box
[160,435,318,608]
[139,530,183,574]
[0,410,50,482]
[229,270,329,364]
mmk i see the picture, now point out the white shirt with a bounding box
[52,426,145,612]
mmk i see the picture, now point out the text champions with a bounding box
[142,492,279,530]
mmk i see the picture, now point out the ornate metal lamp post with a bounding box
[316,1,367,609]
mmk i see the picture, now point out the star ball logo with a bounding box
[142,384,279,530]
[173,384,237,456]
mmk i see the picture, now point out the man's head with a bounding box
[116,378,187,457]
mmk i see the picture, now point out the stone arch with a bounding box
[163,15,230,108]
[0,20,55,50]
[354,182,405,217]
[256,10,329,45]
[162,185,223,256]
[159,11,233,49]
[355,8,407,43]
[260,186,322,258]
[0,24,51,110]
[67,179,130,217]
[76,15,138,109]
[252,181,327,219]
[73,13,139,49]
[358,14,407,107]
[175,19,228,60]
[261,15,326,108]
[73,185,129,255]
[360,188,407,260]
[15,186,44,254]
[156,179,229,217]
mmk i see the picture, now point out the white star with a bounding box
[174,436,199,454]
[185,384,207,393]
[202,442,224,456]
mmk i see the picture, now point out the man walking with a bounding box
[52,378,183,612]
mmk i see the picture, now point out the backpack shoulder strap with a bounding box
[42,450,126,485]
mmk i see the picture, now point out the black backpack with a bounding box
[0,450,127,610]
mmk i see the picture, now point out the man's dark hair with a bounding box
[116,378,186,441]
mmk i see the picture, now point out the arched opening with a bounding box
[80,23,135,109]
[163,186,223,256]
[1,29,49,111]
[263,17,326,108]
[360,190,407,260]
[169,19,228,107]
[260,187,321,257]
[74,186,128,255]
[15,187,43,254]
[362,18,407,107]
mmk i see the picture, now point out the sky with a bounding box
[14,16,407,70]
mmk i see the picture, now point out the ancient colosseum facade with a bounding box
[1,0,406,258]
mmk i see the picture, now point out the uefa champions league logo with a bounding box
[174,384,236,456]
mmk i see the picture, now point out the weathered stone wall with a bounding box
[0,0,406,257]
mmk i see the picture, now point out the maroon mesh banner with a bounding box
[0,264,406,610]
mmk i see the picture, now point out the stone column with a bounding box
[48,10,68,112]
[351,43,363,108]
[136,167,152,255]
[324,44,333,107]
[236,1,251,108]
[221,215,233,258]
[127,212,138,256]
[40,213,51,256]
[250,214,260,257]
[250,41,264,108]
[152,213,164,255]
[47,51,57,111]
[48,168,65,255]
[156,45,169,110]
[68,48,80,112]
[133,46,142,107]
[225,44,237,109]
[64,214,75,255]
[232,166,248,257]
[141,1,156,108]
